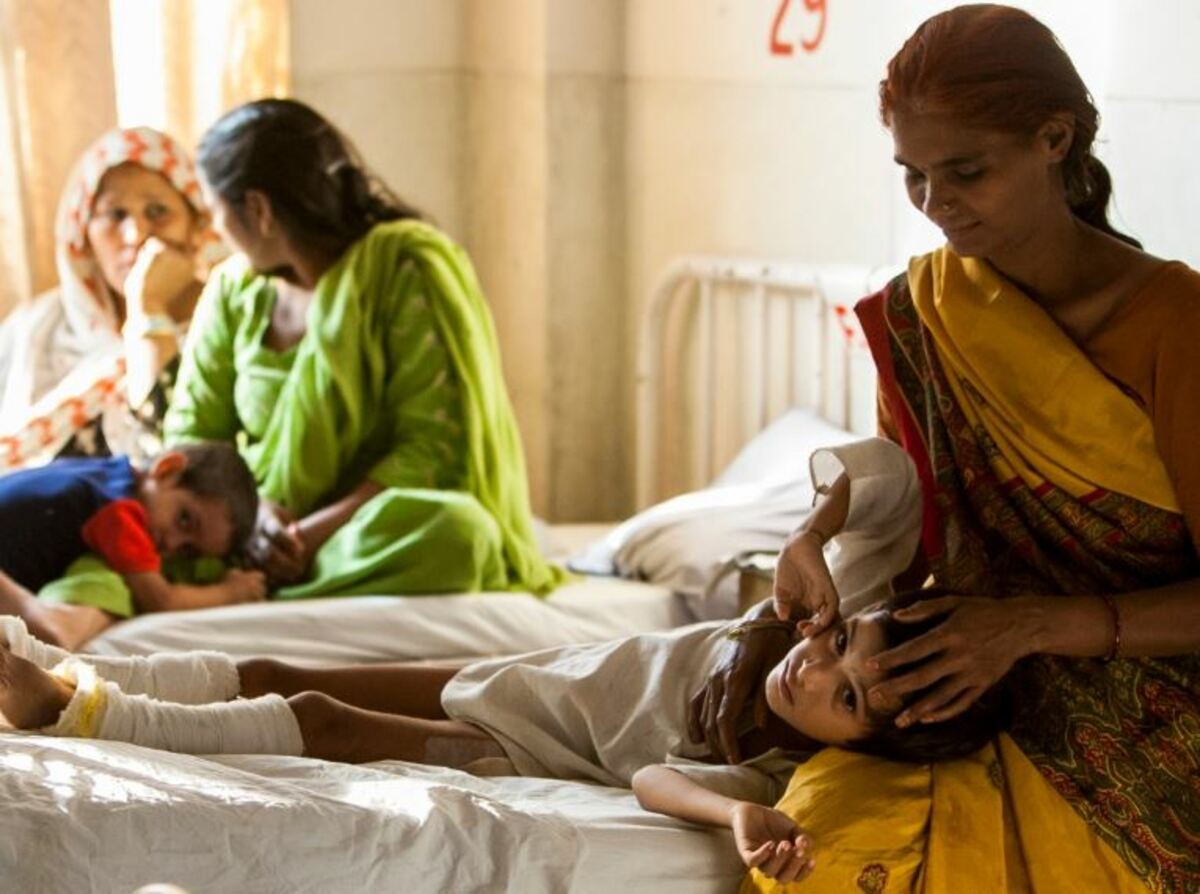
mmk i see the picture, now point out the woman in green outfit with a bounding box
[165,98,563,599]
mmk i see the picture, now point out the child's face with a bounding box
[139,483,233,560]
[764,611,890,747]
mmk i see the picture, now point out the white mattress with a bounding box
[86,576,691,665]
[1,735,745,893]
[10,527,730,892]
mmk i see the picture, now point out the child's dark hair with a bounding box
[847,589,1012,763]
[162,441,259,557]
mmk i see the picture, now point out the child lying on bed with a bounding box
[0,438,999,884]
[0,589,1008,884]
[0,441,265,646]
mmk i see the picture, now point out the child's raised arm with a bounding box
[124,568,266,613]
[631,765,814,884]
[774,471,849,631]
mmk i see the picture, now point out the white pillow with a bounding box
[712,407,858,487]
[570,408,856,620]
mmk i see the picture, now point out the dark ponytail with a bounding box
[1065,153,1140,248]
[197,98,422,257]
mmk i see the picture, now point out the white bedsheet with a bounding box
[1,735,745,893]
[87,576,691,665]
[15,534,733,892]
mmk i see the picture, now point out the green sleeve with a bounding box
[38,554,134,618]
[163,265,241,444]
[368,265,468,490]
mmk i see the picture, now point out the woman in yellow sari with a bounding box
[695,6,1200,892]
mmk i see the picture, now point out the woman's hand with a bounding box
[124,236,203,320]
[730,801,815,882]
[866,595,1037,726]
[774,529,841,636]
[247,500,310,586]
[687,608,792,763]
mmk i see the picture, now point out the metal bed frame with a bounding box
[636,257,895,508]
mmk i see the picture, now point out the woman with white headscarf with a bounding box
[0,126,220,467]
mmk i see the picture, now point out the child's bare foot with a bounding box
[0,645,74,729]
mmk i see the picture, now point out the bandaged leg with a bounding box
[0,615,238,704]
[43,659,303,756]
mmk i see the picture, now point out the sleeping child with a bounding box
[0,439,1009,884]
[0,441,265,646]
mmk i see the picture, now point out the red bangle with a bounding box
[1099,593,1122,661]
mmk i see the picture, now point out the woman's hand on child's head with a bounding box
[222,568,267,603]
[866,594,1033,727]
[775,528,841,637]
[731,801,815,883]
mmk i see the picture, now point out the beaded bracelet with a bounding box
[724,618,796,641]
[1098,592,1122,661]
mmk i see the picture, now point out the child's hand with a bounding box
[775,529,840,638]
[222,568,267,603]
[730,801,815,883]
[688,619,792,763]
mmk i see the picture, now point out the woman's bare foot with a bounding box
[0,645,74,729]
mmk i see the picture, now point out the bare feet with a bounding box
[0,645,74,729]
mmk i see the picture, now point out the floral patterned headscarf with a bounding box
[52,125,218,348]
[0,126,221,468]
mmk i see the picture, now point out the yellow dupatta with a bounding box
[740,251,1185,893]
[907,248,1177,512]
[743,737,1148,893]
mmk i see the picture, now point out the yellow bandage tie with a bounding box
[48,659,108,739]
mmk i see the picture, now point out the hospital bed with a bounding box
[3,257,888,893]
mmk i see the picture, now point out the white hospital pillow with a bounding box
[570,408,856,620]
[712,407,857,488]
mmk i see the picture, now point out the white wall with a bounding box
[1102,0,1200,263]
[290,0,1200,519]
[291,0,631,520]
[290,0,465,236]
[622,0,1199,336]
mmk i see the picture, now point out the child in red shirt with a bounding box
[0,441,264,645]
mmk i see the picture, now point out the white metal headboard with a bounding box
[636,257,896,508]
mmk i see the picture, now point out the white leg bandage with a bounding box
[0,615,70,669]
[86,651,241,705]
[1,615,239,704]
[43,659,303,756]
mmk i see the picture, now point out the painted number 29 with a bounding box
[770,0,828,56]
